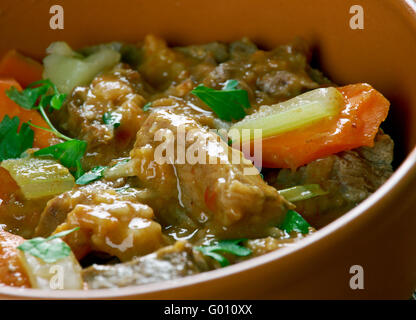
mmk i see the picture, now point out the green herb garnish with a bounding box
[6,79,71,141]
[76,165,108,185]
[196,239,252,267]
[191,79,250,121]
[34,140,87,179]
[103,112,121,128]
[6,79,66,111]
[280,210,310,234]
[0,116,34,161]
[6,85,48,110]
[76,158,130,185]
[17,227,79,263]
[6,80,88,177]
[143,102,152,112]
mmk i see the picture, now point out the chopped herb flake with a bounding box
[17,227,79,263]
[103,112,122,128]
[76,165,108,185]
[34,140,87,179]
[280,210,310,234]
[143,102,152,112]
[191,80,250,121]
[196,239,252,267]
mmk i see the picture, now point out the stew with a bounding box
[0,35,393,289]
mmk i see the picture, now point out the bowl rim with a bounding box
[1,0,416,300]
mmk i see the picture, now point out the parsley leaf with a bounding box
[223,79,239,90]
[76,158,129,185]
[103,112,122,128]
[44,93,67,111]
[76,165,108,185]
[34,140,87,179]
[191,80,250,121]
[6,79,66,111]
[280,210,310,234]
[0,116,34,161]
[196,239,252,267]
[17,227,79,263]
[6,85,48,110]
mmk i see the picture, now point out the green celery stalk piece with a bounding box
[229,87,344,142]
[278,184,328,202]
[1,157,75,200]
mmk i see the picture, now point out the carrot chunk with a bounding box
[0,167,19,203]
[0,50,43,88]
[0,229,30,287]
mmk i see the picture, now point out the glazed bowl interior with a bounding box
[0,0,416,299]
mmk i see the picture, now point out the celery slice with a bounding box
[1,157,75,199]
[278,184,328,202]
[229,87,344,142]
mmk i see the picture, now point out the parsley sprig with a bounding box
[6,80,87,178]
[0,115,34,161]
[196,239,252,267]
[34,140,87,179]
[191,80,250,121]
[6,80,65,111]
[6,79,71,140]
[17,227,79,263]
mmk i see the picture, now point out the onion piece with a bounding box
[43,41,121,94]
[18,239,83,290]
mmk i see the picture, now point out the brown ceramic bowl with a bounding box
[0,0,415,299]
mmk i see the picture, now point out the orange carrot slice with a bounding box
[0,50,43,88]
[0,229,31,288]
[0,167,19,203]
